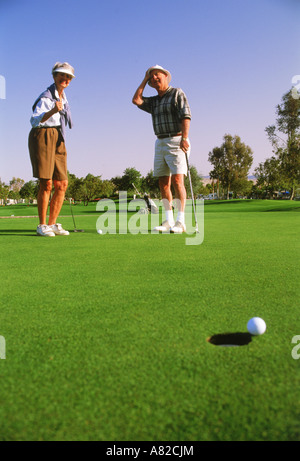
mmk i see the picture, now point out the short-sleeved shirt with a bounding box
[138,86,191,136]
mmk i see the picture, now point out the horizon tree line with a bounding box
[1,87,299,203]
[0,166,209,206]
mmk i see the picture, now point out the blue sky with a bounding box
[0,0,300,184]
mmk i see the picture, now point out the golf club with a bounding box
[185,152,199,233]
[69,199,84,232]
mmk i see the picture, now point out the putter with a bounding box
[185,152,199,233]
[69,199,84,232]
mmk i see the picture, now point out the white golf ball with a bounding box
[247,317,266,336]
[97,229,103,234]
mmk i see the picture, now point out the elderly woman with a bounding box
[28,62,75,237]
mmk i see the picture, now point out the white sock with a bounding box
[177,211,185,224]
[166,209,175,225]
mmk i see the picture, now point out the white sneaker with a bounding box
[37,224,55,237]
[170,221,186,234]
[153,220,174,232]
[50,223,70,236]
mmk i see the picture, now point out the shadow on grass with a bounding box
[263,207,300,212]
[0,229,96,236]
[207,332,252,347]
[0,229,37,237]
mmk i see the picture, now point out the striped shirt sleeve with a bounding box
[137,87,191,135]
[175,88,191,120]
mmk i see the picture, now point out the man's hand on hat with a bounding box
[143,71,150,85]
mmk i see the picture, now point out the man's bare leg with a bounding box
[159,176,172,209]
[171,174,186,212]
[171,174,186,232]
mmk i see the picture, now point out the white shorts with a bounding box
[154,135,191,177]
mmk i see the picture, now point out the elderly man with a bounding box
[29,62,75,237]
[132,65,191,233]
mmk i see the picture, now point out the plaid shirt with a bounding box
[138,87,191,136]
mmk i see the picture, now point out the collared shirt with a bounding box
[138,86,191,136]
[30,88,68,128]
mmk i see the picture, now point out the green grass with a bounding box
[0,200,299,441]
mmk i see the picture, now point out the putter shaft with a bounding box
[69,199,84,232]
[185,152,199,233]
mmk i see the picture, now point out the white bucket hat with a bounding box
[146,65,171,87]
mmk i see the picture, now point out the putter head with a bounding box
[74,229,84,233]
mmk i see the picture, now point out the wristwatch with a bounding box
[182,137,188,141]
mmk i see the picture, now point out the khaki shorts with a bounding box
[154,135,191,177]
[28,127,68,180]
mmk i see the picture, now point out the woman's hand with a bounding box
[54,99,63,113]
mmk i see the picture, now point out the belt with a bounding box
[157,132,182,139]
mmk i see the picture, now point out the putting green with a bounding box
[0,200,299,441]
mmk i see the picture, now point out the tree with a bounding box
[120,167,142,194]
[208,134,253,198]
[184,165,203,197]
[19,180,39,202]
[141,170,160,197]
[110,175,123,192]
[67,172,116,203]
[100,180,116,198]
[254,157,283,198]
[10,177,24,193]
[67,173,84,202]
[265,90,300,200]
[0,180,9,204]
[208,146,224,198]
[79,174,103,205]
[8,177,25,201]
